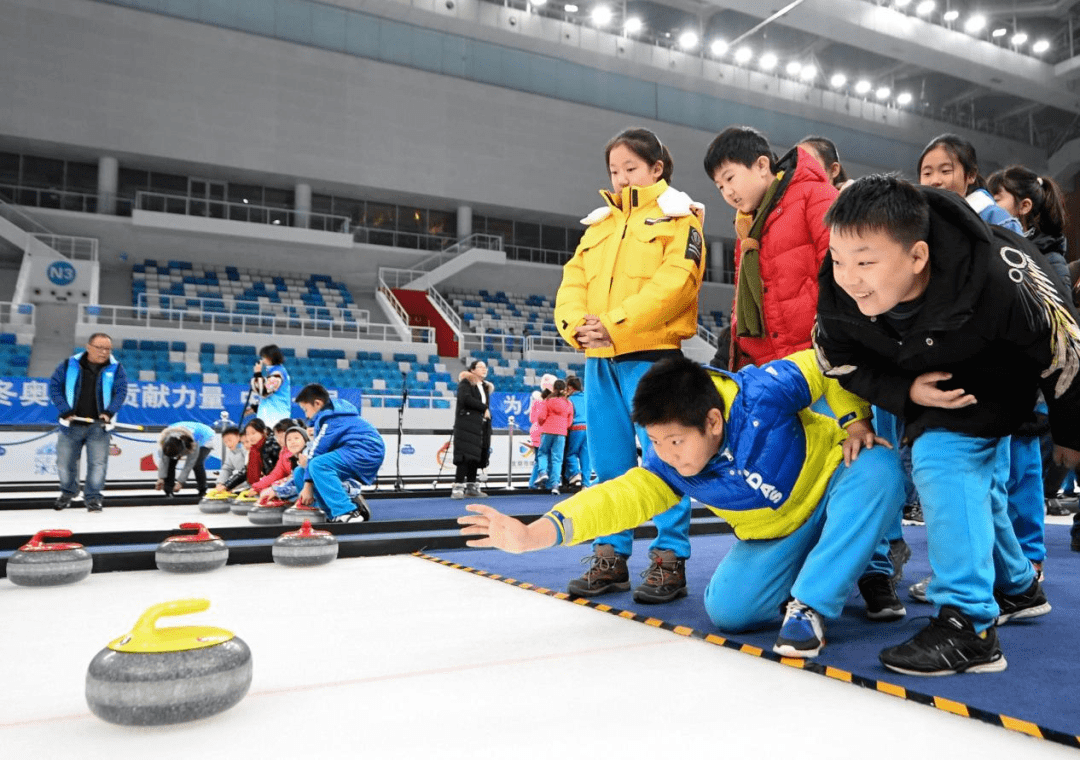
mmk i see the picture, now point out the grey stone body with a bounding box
[85,638,252,725]
[198,499,231,514]
[272,533,338,567]
[229,499,253,515]
[282,507,326,525]
[247,505,286,525]
[7,547,93,586]
[155,540,229,573]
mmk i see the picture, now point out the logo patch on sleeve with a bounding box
[685,227,703,265]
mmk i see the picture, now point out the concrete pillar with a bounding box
[709,238,725,282]
[97,156,118,215]
[457,204,473,240]
[294,182,311,229]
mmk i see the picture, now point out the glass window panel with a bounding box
[427,210,455,237]
[333,197,364,226]
[263,186,294,209]
[398,206,425,232]
[366,202,396,229]
[0,152,20,184]
[567,226,584,252]
[541,224,566,251]
[65,162,98,193]
[515,221,540,249]
[486,217,513,244]
[149,172,188,193]
[21,156,64,188]
[228,183,262,205]
[311,193,333,214]
[118,168,149,198]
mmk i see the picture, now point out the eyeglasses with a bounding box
[88,344,112,351]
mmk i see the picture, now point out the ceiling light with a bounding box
[915,0,935,15]
[760,52,778,70]
[855,79,872,94]
[830,72,847,88]
[897,91,913,105]
[1011,32,1028,45]
[943,10,959,21]
[1033,38,1051,53]
[964,14,986,34]
[590,5,612,26]
[734,46,753,64]
[532,0,547,6]
[678,30,699,50]
[564,3,578,12]
[710,38,728,55]
[896,0,911,6]
[876,86,891,99]
[799,65,817,81]
[991,27,1007,38]
[623,16,642,33]
[786,61,802,76]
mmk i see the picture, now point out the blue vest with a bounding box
[65,353,119,414]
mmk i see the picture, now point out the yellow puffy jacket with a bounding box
[554,180,706,358]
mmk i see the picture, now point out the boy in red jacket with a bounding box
[703,126,837,370]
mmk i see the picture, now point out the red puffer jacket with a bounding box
[731,147,837,369]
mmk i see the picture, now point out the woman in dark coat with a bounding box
[451,360,492,499]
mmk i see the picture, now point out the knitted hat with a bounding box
[284,425,310,443]
[539,373,557,391]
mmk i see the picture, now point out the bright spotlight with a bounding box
[800,65,817,81]
[915,0,935,15]
[1033,39,1051,53]
[897,92,913,106]
[895,0,911,7]
[532,0,547,6]
[760,52,778,70]
[624,16,643,33]
[786,61,802,76]
[876,86,892,100]
[943,9,958,21]
[991,27,1007,38]
[734,46,753,64]
[710,38,728,55]
[1011,32,1028,46]
[964,14,986,34]
[855,79,872,94]
[830,72,847,88]
[590,5,612,26]
[564,3,578,11]
[678,30,699,50]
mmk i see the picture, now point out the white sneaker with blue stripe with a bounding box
[773,599,825,658]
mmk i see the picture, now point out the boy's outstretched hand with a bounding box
[841,418,892,466]
[458,504,557,553]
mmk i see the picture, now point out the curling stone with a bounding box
[155,523,229,573]
[228,493,256,515]
[272,521,338,567]
[86,599,252,726]
[281,503,327,525]
[247,502,287,525]
[198,492,232,514]
[6,529,93,587]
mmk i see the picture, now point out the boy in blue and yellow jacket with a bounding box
[460,350,905,660]
[294,384,385,524]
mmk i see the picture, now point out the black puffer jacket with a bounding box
[453,375,492,466]
[815,186,1080,449]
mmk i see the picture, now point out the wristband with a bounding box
[543,510,566,545]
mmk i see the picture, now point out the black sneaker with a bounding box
[632,549,688,604]
[327,507,366,524]
[879,606,1007,676]
[53,496,72,511]
[858,573,906,622]
[995,578,1051,624]
[85,499,103,513]
[887,538,912,584]
[350,494,372,522]
[1046,495,1078,516]
[902,502,924,525]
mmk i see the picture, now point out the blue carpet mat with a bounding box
[369,493,562,521]
[427,523,1080,747]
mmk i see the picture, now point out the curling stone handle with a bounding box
[28,529,74,546]
[299,520,314,536]
[179,522,211,539]
[130,599,211,639]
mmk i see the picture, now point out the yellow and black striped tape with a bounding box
[414,551,1079,750]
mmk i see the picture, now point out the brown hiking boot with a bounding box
[567,544,630,597]
[633,549,688,604]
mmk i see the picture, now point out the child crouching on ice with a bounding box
[157,421,215,498]
[460,351,904,660]
[254,424,309,506]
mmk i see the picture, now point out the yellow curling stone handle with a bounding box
[108,598,236,653]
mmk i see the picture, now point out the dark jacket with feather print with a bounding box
[814,185,1080,450]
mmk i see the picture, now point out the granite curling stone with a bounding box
[272,520,338,567]
[86,599,251,726]
[156,523,229,573]
[228,494,255,515]
[198,491,233,514]
[281,503,327,525]
[247,502,287,526]
[6,529,93,587]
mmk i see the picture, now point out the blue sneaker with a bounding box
[773,599,825,658]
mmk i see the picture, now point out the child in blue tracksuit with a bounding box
[294,384,386,524]
[816,175,1079,676]
[564,376,591,487]
[460,350,904,660]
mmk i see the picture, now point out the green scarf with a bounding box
[733,173,784,339]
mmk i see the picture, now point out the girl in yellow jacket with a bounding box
[553,127,707,604]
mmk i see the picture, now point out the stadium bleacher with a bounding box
[0,332,33,378]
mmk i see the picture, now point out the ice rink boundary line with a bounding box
[413,552,1080,750]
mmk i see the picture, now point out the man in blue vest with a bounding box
[48,332,128,512]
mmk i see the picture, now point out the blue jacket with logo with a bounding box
[48,352,128,419]
[307,399,386,484]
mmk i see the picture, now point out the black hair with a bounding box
[986,165,1068,238]
[797,135,849,188]
[566,376,582,392]
[824,174,930,251]
[272,418,295,434]
[162,432,193,459]
[551,379,567,397]
[221,425,241,437]
[243,418,268,436]
[87,332,112,346]
[295,383,332,406]
[259,344,286,366]
[918,133,983,193]
[468,359,485,371]
[631,356,725,432]
[540,388,551,400]
[605,128,674,183]
[703,126,776,179]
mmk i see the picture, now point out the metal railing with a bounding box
[32,234,98,261]
[0,301,35,328]
[697,323,719,348]
[135,293,369,325]
[135,191,351,234]
[376,273,436,344]
[80,303,431,343]
[352,226,455,251]
[525,334,578,353]
[505,245,574,267]
[426,286,463,334]
[412,233,503,272]
[0,192,54,235]
[0,183,134,217]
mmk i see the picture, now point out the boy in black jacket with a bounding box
[815,175,1080,676]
